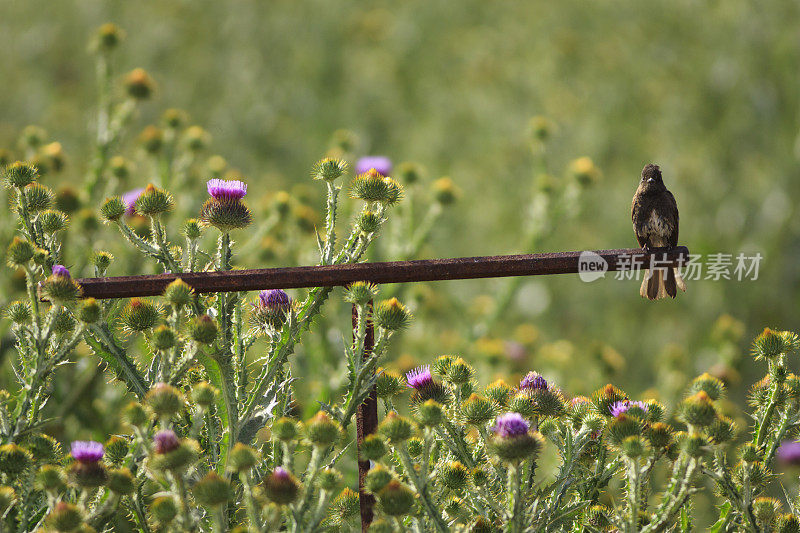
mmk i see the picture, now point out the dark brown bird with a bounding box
[631,164,686,300]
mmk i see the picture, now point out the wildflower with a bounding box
[356,156,392,176]
[491,413,529,438]
[200,178,252,231]
[207,178,247,201]
[70,441,104,463]
[488,413,544,463]
[42,265,82,304]
[193,472,231,508]
[777,441,800,466]
[520,371,549,391]
[69,441,107,488]
[306,412,340,447]
[122,188,144,215]
[263,467,300,505]
[153,430,180,454]
[609,400,649,418]
[251,289,292,333]
[406,365,433,390]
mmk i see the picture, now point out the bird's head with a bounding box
[639,164,666,193]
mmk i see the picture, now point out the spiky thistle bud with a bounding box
[135,184,173,216]
[621,435,647,458]
[151,325,177,351]
[306,412,340,448]
[103,436,129,465]
[228,443,259,473]
[93,251,113,273]
[124,68,155,100]
[150,435,199,472]
[319,468,341,491]
[183,125,210,151]
[272,417,299,442]
[488,413,544,463]
[407,437,424,457]
[351,170,404,206]
[191,382,218,409]
[51,308,76,336]
[406,365,449,405]
[263,467,300,504]
[344,281,378,305]
[520,387,565,418]
[92,23,124,52]
[150,496,178,524]
[461,394,496,426]
[188,314,218,344]
[5,301,31,324]
[753,497,782,528]
[0,444,32,475]
[568,156,600,187]
[109,156,131,179]
[312,158,348,182]
[39,209,68,233]
[331,487,360,522]
[753,328,789,360]
[4,161,37,188]
[529,115,555,143]
[416,399,444,427]
[680,391,717,428]
[607,414,642,446]
[162,278,194,307]
[375,298,411,331]
[377,480,415,516]
[440,461,470,491]
[250,289,292,333]
[120,298,160,332]
[46,501,83,532]
[365,464,393,493]
[107,467,134,495]
[361,434,387,461]
[690,372,726,401]
[446,357,474,385]
[432,176,460,205]
[184,218,202,239]
[484,379,513,407]
[76,298,101,324]
[36,464,66,493]
[358,210,382,233]
[777,514,800,533]
[6,237,34,267]
[376,369,405,399]
[146,384,183,419]
[378,412,413,444]
[122,402,149,427]
[645,422,673,449]
[592,384,629,417]
[193,472,231,508]
[681,432,709,458]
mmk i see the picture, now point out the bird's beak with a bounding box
[647,178,655,183]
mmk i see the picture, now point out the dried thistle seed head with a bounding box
[139,125,163,153]
[361,434,387,461]
[6,301,31,324]
[378,412,413,443]
[228,443,259,473]
[311,157,347,182]
[135,184,173,216]
[375,369,404,399]
[191,382,218,409]
[415,399,444,427]
[162,278,194,307]
[375,297,411,331]
[100,197,126,222]
[23,183,55,212]
[193,472,231,508]
[263,467,300,505]
[151,325,177,351]
[5,161,38,188]
[6,237,34,266]
[124,68,155,100]
[183,125,210,151]
[92,23,124,52]
[680,391,717,428]
[377,480,415,517]
[145,383,184,418]
[271,417,299,442]
[318,468,341,491]
[120,298,160,332]
[355,156,392,177]
[39,209,68,234]
[432,176,460,205]
[440,461,469,490]
[188,314,218,344]
[107,467,134,495]
[150,496,178,524]
[568,156,600,187]
[46,501,83,532]
[305,412,340,447]
[461,394,496,426]
[330,487,360,522]
[365,464,393,493]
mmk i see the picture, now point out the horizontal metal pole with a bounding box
[70,246,689,300]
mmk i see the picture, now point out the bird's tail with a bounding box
[641,267,686,300]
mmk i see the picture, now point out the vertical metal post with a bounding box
[354,301,377,531]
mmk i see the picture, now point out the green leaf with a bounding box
[708,502,731,533]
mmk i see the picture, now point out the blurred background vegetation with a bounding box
[1,0,799,525]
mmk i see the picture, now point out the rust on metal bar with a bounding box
[354,302,377,531]
[71,246,689,299]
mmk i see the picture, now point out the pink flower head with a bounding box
[356,156,392,177]
[52,264,71,278]
[492,413,529,438]
[610,400,649,418]
[154,430,180,454]
[71,440,104,463]
[406,365,433,391]
[258,289,291,311]
[207,179,247,201]
[520,371,548,391]
[122,188,145,215]
[273,466,290,479]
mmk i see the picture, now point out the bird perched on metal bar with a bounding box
[631,164,686,300]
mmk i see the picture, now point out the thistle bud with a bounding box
[150,496,178,524]
[32,246,50,267]
[529,115,555,143]
[484,379,512,407]
[183,126,210,152]
[375,298,411,331]
[461,394,495,426]
[24,183,54,212]
[251,289,291,333]
[752,497,781,528]
[407,437,424,457]
[681,433,709,458]
[68,441,106,488]
[228,443,259,473]
[0,444,32,475]
[74,298,100,324]
[104,436,129,465]
[446,357,474,385]
[415,399,444,427]
[507,393,537,418]
[191,382,218,409]
[4,161,37,188]
[319,468,342,491]
[46,501,83,532]
[690,372,726,401]
[42,265,82,305]
[93,251,113,273]
[122,402,149,427]
[107,467,134,495]
[151,325,177,351]
[146,383,183,418]
[93,23,123,52]
[488,413,544,463]
[378,412,413,444]
[162,108,188,129]
[162,278,194,307]
[357,210,382,234]
[272,417,299,442]
[375,369,404,399]
[607,414,641,445]
[150,438,199,472]
[568,156,600,187]
[312,158,347,182]
[680,391,717,428]
[184,218,202,239]
[39,209,68,234]
[51,308,76,336]
[5,301,31,324]
[135,184,173,216]
[55,187,80,214]
[432,176,460,205]
[263,467,300,505]
[351,170,404,206]
[592,384,628,417]
[645,422,673,449]
[306,412,340,447]
[331,487,360,522]
[344,281,378,306]
[397,161,423,184]
[777,514,800,533]
[189,314,218,344]
[377,480,415,516]
[109,156,131,180]
[365,464,393,493]
[139,126,163,154]
[193,472,231,508]
[36,464,66,493]
[6,237,34,266]
[125,68,155,100]
[361,434,387,461]
[440,461,469,490]
[621,435,647,458]
[120,298,160,332]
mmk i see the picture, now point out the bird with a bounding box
[631,164,686,300]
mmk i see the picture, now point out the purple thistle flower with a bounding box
[520,371,548,391]
[71,441,104,463]
[609,400,649,418]
[122,188,145,216]
[492,413,529,438]
[356,156,392,177]
[52,264,71,278]
[777,441,800,465]
[406,365,433,390]
[258,289,291,311]
[154,430,180,454]
[207,178,247,201]
[273,466,290,479]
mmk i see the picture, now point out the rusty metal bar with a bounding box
[72,247,689,299]
[354,302,377,531]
